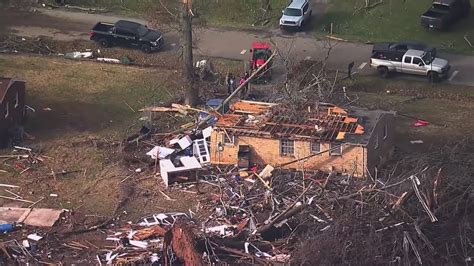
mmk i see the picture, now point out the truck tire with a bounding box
[427,71,439,83]
[377,66,389,78]
[141,44,152,54]
[99,39,110,48]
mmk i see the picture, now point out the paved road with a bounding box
[2,7,473,86]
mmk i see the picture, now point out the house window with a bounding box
[222,133,235,145]
[311,141,321,154]
[14,92,19,108]
[383,125,388,140]
[4,102,9,118]
[329,142,342,156]
[374,135,379,150]
[280,139,294,156]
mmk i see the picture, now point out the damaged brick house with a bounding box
[210,101,395,177]
[0,78,26,148]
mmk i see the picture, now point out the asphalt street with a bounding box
[3,7,473,86]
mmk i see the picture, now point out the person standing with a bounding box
[239,75,246,97]
[225,72,231,94]
[243,72,250,94]
[348,61,355,79]
[226,73,236,94]
[229,74,235,94]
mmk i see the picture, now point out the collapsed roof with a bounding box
[214,100,392,145]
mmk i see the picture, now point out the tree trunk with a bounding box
[180,3,198,106]
[261,0,271,12]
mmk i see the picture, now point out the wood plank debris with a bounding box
[0,207,63,227]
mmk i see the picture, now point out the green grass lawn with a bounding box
[194,0,289,28]
[345,77,474,145]
[0,54,177,139]
[321,0,474,54]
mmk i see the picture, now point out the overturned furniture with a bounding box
[210,100,395,177]
[160,156,202,187]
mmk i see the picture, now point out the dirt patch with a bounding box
[0,8,92,37]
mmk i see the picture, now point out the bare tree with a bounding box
[268,38,344,114]
[260,0,271,12]
[180,0,198,106]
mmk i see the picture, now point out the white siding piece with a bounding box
[178,135,193,149]
[159,156,202,187]
[193,139,210,164]
[202,126,213,139]
[146,146,175,159]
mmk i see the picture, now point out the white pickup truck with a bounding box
[370,49,450,82]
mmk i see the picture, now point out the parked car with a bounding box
[372,41,437,62]
[421,0,471,30]
[279,0,312,29]
[89,20,163,53]
[370,49,450,82]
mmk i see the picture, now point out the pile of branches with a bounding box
[268,39,348,115]
[173,140,473,264]
[0,35,56,54]
[290,141,474,265]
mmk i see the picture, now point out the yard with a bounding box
[0,52,240,223]
[320,0,474,54]
[0,54,189,218]
[0,54,218,256]
[0,54,180,140]
[0,52,473,263]
[346,77,474,150]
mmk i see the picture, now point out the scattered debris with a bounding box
[138,213,188,227]
[97,57,121,64]
[413,119,430,127]
[64,51,93,59]
[464,34,473,48]
[27,233,43,241]
[0,184,19,189]
[160,156,201,187]
[0,207,63,227]
[146,146,175,160]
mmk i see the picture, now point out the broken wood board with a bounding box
[140,103,208,116]
[139,106,188,115]
[0,207,63,227]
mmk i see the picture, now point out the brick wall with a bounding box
[210,130,367,177]
[365,113,395,174]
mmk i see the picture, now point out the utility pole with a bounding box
[180,0,198,106]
